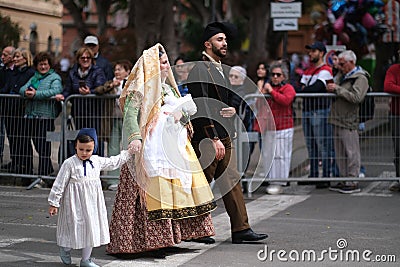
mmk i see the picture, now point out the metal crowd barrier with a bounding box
[1,93,400,193]
[237,92,400,196]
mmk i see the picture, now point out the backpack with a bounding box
[359,85,375,123]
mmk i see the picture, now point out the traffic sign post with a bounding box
[271,1,302,59]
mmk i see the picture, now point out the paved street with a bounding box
[0,179,399,267]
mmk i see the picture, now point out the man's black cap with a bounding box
[202,21,237,43]
[305,41,327,54]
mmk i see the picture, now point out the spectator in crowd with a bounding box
[84,35,114,81]
[173,56,190,96]
[1,48,35,179]
[259,61,296,195]
[59,53,71,84]
[186,21,268,244]
[327,50,369,194]
[299,41,335,188]
[384,46,400,192]
[0,46,16,167]
[252,62,269,156]
[20,52,62,179]
[107,44,216,258]
[229,66,254,174]
[55,47,106,157]
[95,59,132,190]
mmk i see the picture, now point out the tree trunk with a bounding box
[61,0,90,40]
[94,0,112,36]
[246,0,270,81]
[134,0,176,59]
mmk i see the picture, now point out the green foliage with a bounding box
[0,13,22,48]
[182,16,246,60]
[182,16,204,60]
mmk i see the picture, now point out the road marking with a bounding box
[103,194,310,267]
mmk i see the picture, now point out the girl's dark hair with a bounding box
[75,134,94,146]
[33,51,53,68]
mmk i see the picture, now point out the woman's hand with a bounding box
[263,83,273,94]
[49,206,58,216]
[25,87,36,99]
[128,139,142,154]
[79,86,91,95]
[171,111,183,122]
[55,94,64,101]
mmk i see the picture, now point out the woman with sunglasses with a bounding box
[56,47,106,157]
[257,61,296,194]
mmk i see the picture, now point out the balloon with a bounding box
[338,32,350,44]
[334,15,345,33]
[362,12,377,29]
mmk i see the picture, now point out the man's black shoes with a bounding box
[231,228,268,244]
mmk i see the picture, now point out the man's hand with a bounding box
[326,82,336,93]
[220,107,236,118]
[213,139,225,160]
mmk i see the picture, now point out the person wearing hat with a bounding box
[299,41,336,188]
[84,35,114,81]
[186,21,268,244]
[48,128,132,267]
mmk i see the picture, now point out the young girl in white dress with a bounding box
[48,128,132,267]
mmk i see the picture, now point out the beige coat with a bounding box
[329,68,370,130]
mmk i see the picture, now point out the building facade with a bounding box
[0,0,63,56]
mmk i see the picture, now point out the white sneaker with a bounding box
[266,185,283,195]
[108,184,118,191]
[80,258,99,267]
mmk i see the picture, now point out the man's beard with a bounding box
[212,44,226,58]
[311,56,319,64]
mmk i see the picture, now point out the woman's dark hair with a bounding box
[33,51,53,68]
[114,59,132,72]
[174,55,186,65]
[257,62,269,79]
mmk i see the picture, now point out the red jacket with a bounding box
[255,83,296,132]
[384,64,400,115]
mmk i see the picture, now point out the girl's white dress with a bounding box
[48,151,130,249]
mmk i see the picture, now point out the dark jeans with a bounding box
[4,116,33,173]
[302,108,337,178]
[27,118,55,175]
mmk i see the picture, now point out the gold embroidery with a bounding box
[148,201,217,221]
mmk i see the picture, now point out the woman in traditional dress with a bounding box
[107,43,216,258]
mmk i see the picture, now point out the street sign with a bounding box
[271,2,302,18]
[273,18,298,31]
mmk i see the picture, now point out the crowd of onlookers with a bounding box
[0,35,130,190]
[1,36,399,194]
